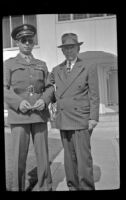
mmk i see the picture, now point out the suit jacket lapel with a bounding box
[54,60,68,97]
[57,60,68,84]
[58,58,85,97]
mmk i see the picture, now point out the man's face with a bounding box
[16,36,35,55]
[62,44,79,61]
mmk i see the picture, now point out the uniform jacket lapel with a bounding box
[15,53,27,65]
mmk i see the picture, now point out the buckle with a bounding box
[27,85,34,96]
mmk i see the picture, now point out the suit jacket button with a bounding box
[61,108,63,111]
[74,108,77,110]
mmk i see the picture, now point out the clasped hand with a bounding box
[19,99,45,113]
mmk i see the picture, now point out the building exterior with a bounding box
[3,14,118,115]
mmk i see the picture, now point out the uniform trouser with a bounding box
[60,129,95,190]
[10,123,52,191]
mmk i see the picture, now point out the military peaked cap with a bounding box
[11,24,37,40]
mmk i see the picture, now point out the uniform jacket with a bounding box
[4,53,54,124]
[50,57,100,130]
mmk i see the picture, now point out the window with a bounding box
[57,14,115,22]
[58,14,71,21]
[2,15,38,49]
[88,14,104,18]
[73,14,88,20]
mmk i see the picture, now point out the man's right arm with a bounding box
[4,60,23,111]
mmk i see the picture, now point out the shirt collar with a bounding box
[67,57,77,65]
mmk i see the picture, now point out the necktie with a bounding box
[25,56,31,63]
[67,61,71,73]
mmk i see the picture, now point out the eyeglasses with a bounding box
[20,38,34,44]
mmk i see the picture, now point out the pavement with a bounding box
[48,113,120,191]
[4,113,120,191]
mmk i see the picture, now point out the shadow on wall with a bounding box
[78,51,117,66]
[79,51,118,114]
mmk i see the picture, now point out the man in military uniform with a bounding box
[50,33,100,190]
[4,24,54,191]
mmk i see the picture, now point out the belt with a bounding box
[26,85,43,96]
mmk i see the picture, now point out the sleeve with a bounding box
[40,64,55,106]
[49,68,56,85]
[88,64,100,121]
[4,60,23,111]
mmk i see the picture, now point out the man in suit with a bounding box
[50,33,100,190]
[4,24,54,191]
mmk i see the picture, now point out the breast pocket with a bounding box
[11,67,26,84]
[34,67,45,80]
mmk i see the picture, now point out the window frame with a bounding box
[56,14,116,23]
[2,15,39,50]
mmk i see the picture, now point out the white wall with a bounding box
[55,16,117,65]
[95,17,117,54]
[3,46,41,61]
[37,14,57,71]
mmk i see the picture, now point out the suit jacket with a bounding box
[50,57,100,130]
[4,53,54,124]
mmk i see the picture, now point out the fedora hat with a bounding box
[58,33,83,48]
[11,24,36,40]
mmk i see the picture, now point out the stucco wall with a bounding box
[55,16,117,65]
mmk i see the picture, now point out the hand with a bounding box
[32,99,45,111]
[88,120,98,131]
[19,100,32,113]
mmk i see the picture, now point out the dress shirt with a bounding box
[20,52,33,63]
[66,57,77,72]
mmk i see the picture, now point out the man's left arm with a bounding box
[88,64,100,130]
[41,65,55,107]
[33,63,55,111]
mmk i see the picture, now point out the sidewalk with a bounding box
[5,113,120,191]
[48,114,120,191]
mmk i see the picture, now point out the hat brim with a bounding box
[57,42,83,48]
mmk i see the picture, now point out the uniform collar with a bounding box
[19,52,33,60]
[15,53,37,65]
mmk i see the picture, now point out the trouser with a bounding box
[60,129,95,190]
[10,123,52,191]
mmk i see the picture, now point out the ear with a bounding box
[61,48,66,57]
[61,47,64,53]
[15,40,19,47]
[78,46,80,52]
